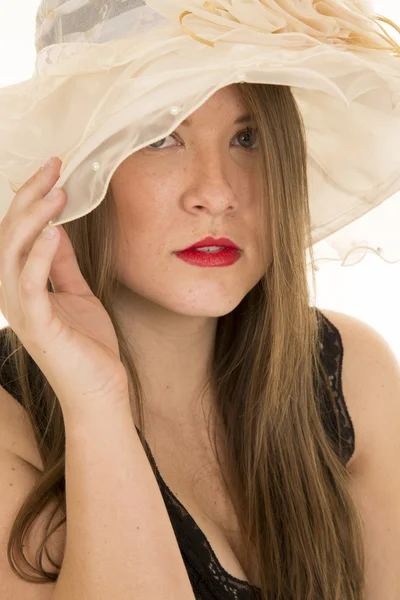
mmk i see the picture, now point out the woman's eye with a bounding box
[234,127,259,150]
[148,127,259,150]
[149,135,177,150]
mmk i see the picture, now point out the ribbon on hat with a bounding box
[180,1,233,47]
[178,0,400,55]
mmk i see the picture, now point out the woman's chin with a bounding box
[169,297,244,318]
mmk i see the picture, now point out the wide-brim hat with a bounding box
[0,0,399,270]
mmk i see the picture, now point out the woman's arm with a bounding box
[53,393,195,600]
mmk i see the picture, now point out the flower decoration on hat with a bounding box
[148,0,400,54]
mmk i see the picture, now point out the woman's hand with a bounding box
[0,157,129,415]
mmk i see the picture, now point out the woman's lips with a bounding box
[174,247,242,267]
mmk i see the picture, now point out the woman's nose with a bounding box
[182,153,241,215]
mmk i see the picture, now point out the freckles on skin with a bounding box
[112,168,268,318]
[113,153,187,251]
[109,86,271,318]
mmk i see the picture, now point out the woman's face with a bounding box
[110,85,270,318]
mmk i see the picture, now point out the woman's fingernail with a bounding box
[43,157,55,170]
[40,225,57,239]
[46,188,60,200]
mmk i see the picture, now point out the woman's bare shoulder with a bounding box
[0,383,44,472]
[318,308,400,471]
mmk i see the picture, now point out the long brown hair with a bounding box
[2,83,365,599]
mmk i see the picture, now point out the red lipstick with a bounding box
[179,237,240,252]
[175,237,242,268]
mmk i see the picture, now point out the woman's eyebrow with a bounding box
[180,114,254,127]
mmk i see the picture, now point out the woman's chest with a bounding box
[146,428,260,588]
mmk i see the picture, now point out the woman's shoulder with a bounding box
[0,326,43,471]
[0,326,24,405]
[316,308,400,471]
[0,381,44,472]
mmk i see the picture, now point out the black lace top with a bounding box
[0,308,355,599]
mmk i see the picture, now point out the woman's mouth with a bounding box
[174,247,242,267]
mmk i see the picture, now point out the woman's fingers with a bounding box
[9,157,62,215]
[0,155,94,333]
[18,221,61,328]
[47,224,94,297]
[0,158,66,326]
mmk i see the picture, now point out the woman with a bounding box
[0,1,399,599]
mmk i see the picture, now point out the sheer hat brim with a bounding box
[0,0,399,268]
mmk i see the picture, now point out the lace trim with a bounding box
[317,310,356,465]
[140,437,262,599]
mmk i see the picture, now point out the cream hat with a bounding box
[0,0,399,269]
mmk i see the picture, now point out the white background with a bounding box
[0,1,399,360]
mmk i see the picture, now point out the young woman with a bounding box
[0,2,399,599]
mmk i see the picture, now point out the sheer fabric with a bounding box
[0,1,399,269]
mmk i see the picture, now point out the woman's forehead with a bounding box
[181,85,249,124]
